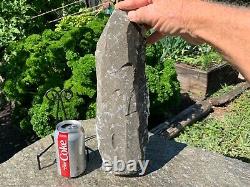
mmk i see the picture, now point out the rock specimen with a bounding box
[95,10,149,175]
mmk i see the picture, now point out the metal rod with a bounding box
[37,141,55,170]
[32,1,105,20]
[48,5,104,23]
[48,11,83,23]
[31,0,86,19]
[37,141,55,158]
[85,135,96,142]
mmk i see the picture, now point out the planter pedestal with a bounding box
[175,63,239,98]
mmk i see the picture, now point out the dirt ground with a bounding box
[210,106,231,119]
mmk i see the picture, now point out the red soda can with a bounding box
[54,120,86,178]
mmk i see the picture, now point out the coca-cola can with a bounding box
[54,120,86,178]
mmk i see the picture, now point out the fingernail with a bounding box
[128,11,136,21]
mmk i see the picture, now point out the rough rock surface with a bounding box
[0,119,249,186]
[95,10,149,175]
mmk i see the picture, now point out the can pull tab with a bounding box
[61,123,78,130]
[61,124,72,128]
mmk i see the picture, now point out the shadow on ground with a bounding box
[0,121,27,164]
[144,134,187,175]
[79,133,187,177]
[83,149,102,176]
[0,105,38,164]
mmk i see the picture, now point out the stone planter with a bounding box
[175,62,239,98]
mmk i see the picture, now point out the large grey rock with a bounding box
[0,119,249,186]
[95,10,149,175]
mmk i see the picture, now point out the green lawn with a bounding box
[176,90,250,162]
[210,84,235,97]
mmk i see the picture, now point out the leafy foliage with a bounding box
[0,0,30,51]
[160,36,223,70]
[145,43,181,124]
[0,0,88,59]
[26,0,87,34]
[180,46,223,70]
[1,11,108,137]
[55,10,100,32]
[177,90,250,162]
[1,7,181,137]
[211,84,235,97]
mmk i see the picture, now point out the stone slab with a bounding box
[0,119,249,186]
[95,9,148,175]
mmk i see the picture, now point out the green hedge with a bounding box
[1,11,107,137]
[146,44,180,121]
[0,0,29,52]
[0,0,88,59]
[1,11,180,137]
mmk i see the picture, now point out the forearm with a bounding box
[186,1,250,81]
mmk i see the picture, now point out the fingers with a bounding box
[115,0,152,10]
[180,34,205,45]
[126,5,165,43]
[127,5,154,25]
[147,31,165,44]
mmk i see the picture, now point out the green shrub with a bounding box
[1,11,107,137]
[160,36,223,70]
[0,0,88,60]
[0,0,30,53]
[26,0,88,35]
[146,58,180,118]
[145,42,163,67]
[180,45,223,70]
[1,12,180,137]
[145,43,181,123]
[55,10,104,32]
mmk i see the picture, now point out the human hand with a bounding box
[116,0,204,44]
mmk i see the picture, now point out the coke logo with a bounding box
[58,132,70,176]
[59,140,68,167]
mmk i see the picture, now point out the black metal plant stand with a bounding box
[36,88,90,170]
